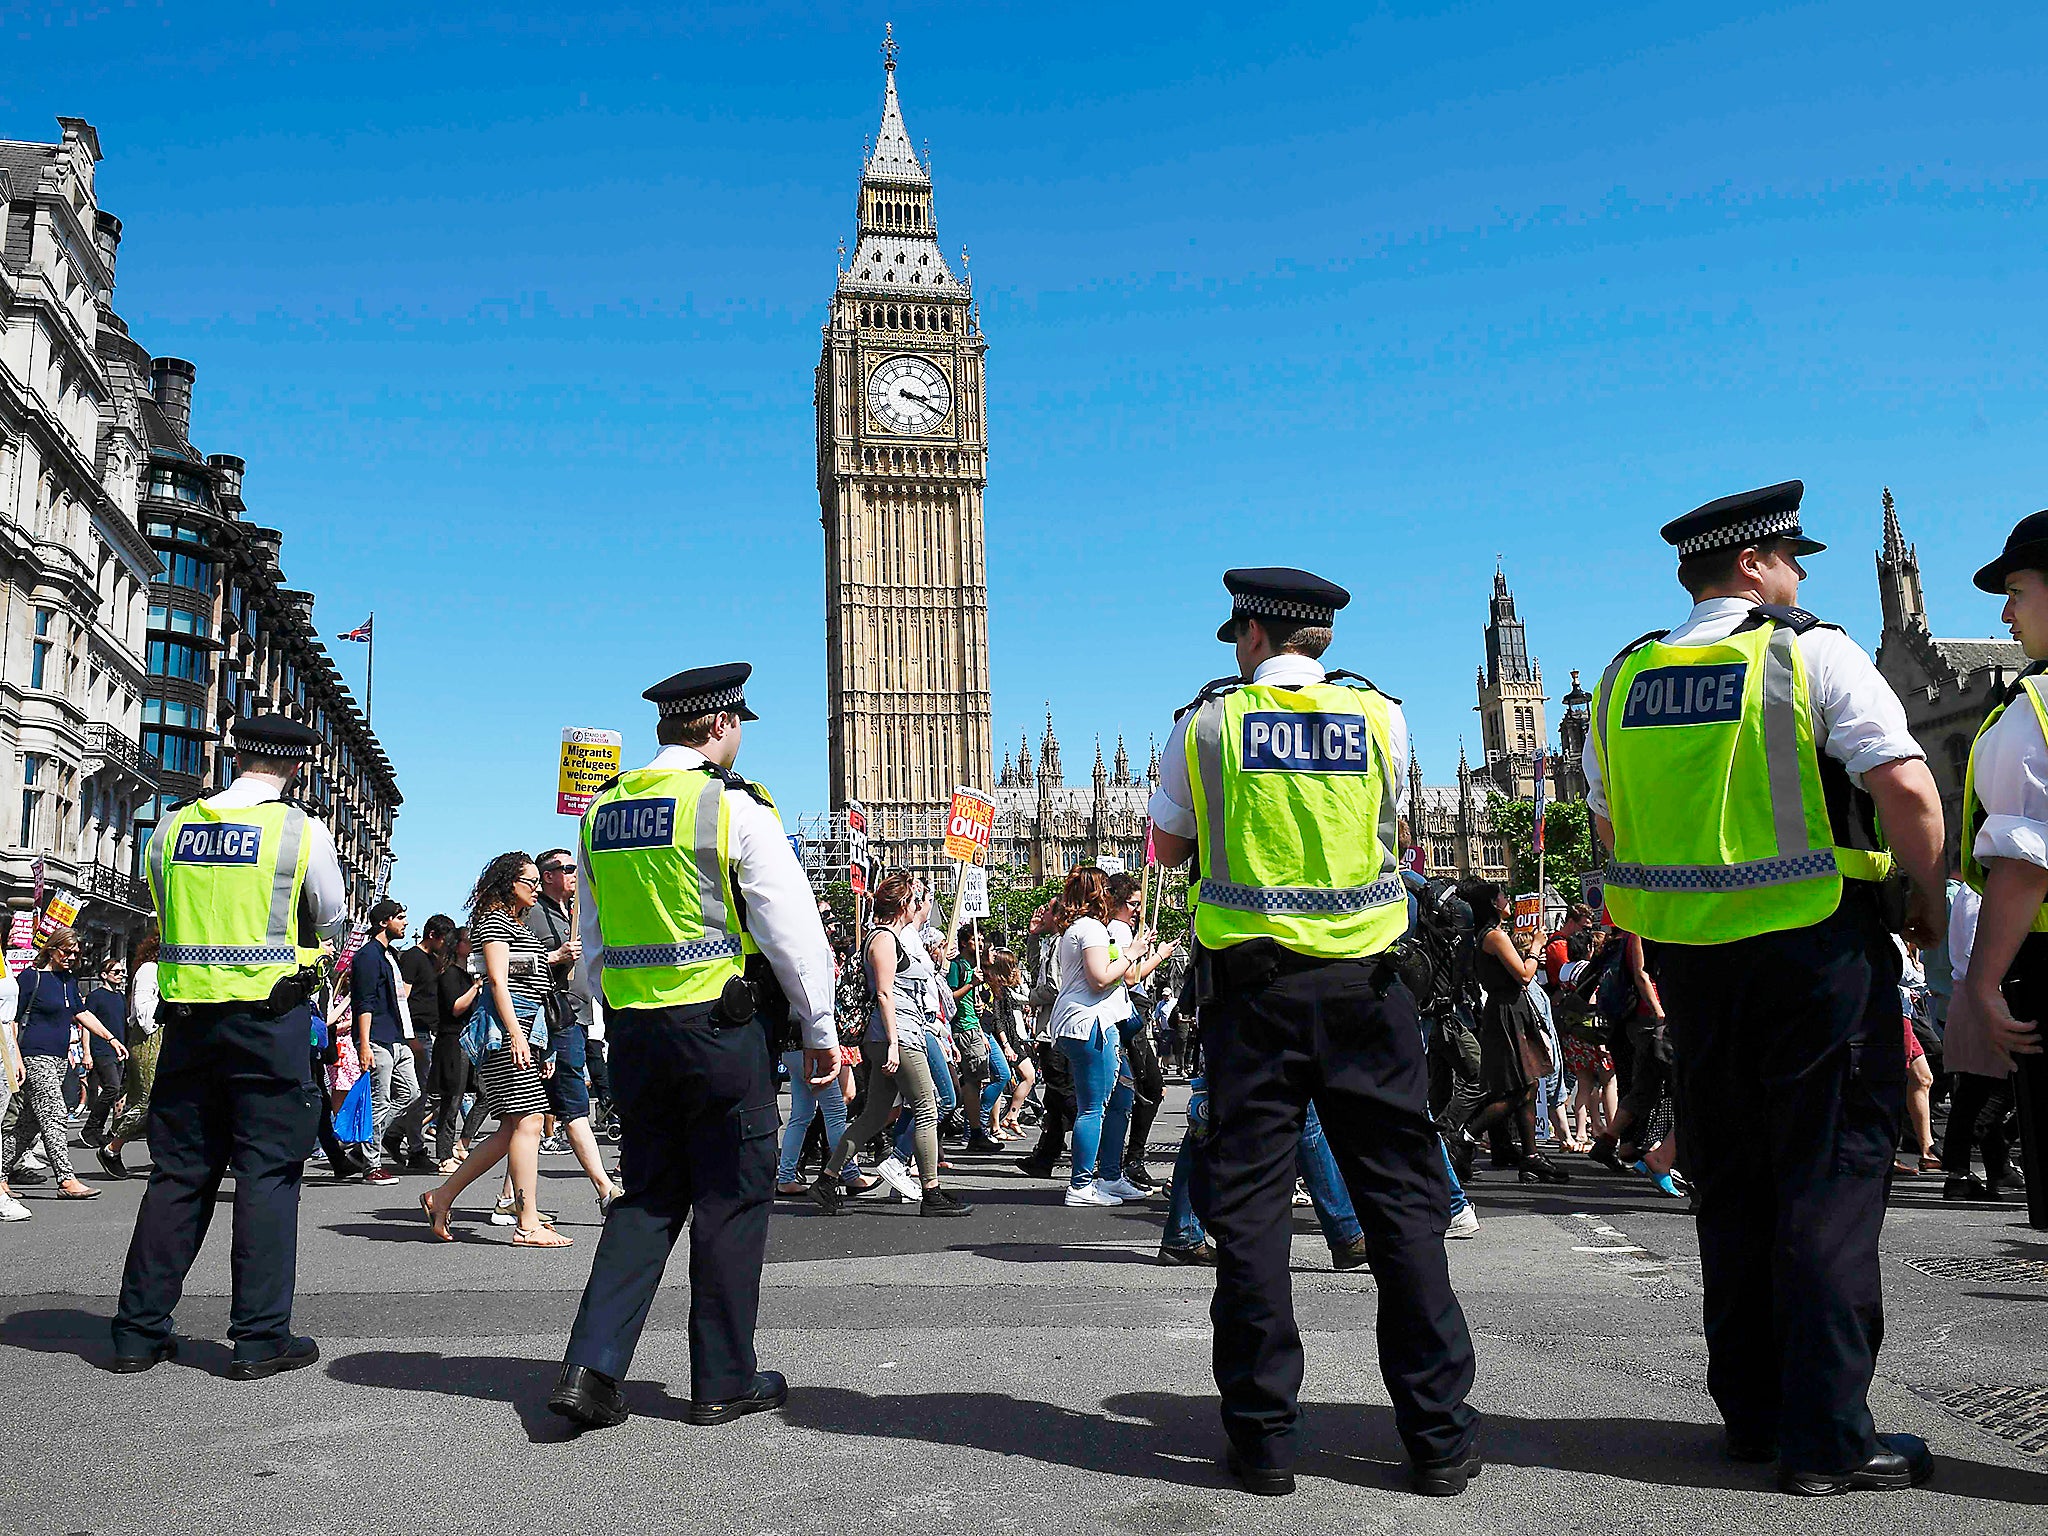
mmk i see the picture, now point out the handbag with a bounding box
[1508,989,1555,1080]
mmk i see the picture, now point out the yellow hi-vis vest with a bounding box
[1186,677,1409,959]
[1960,669,2048,933]
[1592,608,1891,945]
[148,798,317,1003]
[580,765,759,1011]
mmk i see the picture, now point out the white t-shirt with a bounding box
[1049,918,1128,1042]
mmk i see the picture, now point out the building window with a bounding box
[142,730,206,776]
[1946,734,1970,786]
[147,604,211,638]
[146,638,211,684]
[29,608,52,689]
[1484,840,1505,868]
[165,551,213,591]
[19,754,41,846]
[1433,840,1454,867]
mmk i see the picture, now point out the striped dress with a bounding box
[471,907,553,1118]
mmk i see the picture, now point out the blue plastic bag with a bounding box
[333,1073,374,1142]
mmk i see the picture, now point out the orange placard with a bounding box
[943,786,995,863]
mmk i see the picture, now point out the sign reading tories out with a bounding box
[557,727,624,816]
[943,785,996,864]
[956,863,990,921]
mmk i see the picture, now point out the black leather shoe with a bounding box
[1779,1434,1934,1496]
[1222,1445,1294,1496]
[808,1176,843,1217]
[95,1144,129,1180]
[1587,1135,1622,1172]
[226,1335,320,1381]
[1412,1447,1483,1496]
[547,1363,628,1428]
[107,1336,177,1374]
[1943,1174,1989,1201]
[1331,1236,1371,1272]
[919,1187,974,1218]
[1724,1429,1777,1463]
[1156,1242,1218,1267]
[1015,1157,1057,1179]
[1123,1161,1158,1190]
[689,1370,788,1426]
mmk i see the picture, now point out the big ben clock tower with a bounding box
[817,28,993,863]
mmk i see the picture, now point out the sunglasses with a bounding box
[513,875,541,889]
[541,865,572,876]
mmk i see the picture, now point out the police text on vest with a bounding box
[1241,712,1374,773]
[589,798,677,851]
[1620,663,1748,729]
[171,823,266,864]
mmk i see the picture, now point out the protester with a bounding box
[325,967,381,1184]
[1452,881,1566,1184]
[982,947,1034,1139]
[353,899,427,1172]
[524,849,620,1217]
[2,928,123,1200]
[94,938,160,1180]
[0,961,23,1221]
[81,956,130,1150]
[434,927,487,1168]
[419,852,568,1247]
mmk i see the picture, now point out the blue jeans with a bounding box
[1059,1023,1120,1188]
[894,1031,956,1162]
[1441,1137,1470,1216]
[777,1049,858,1186]
[1164,1082,1368,1250]
[978,1038,1013,1123]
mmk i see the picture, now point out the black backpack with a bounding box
[1390,878,1478,1016]
[1593,942,1638,1026]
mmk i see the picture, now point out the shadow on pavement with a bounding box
[325,1348,689,1442]
[777,1386,2048,1504]
[1,1305,235,1374]
[955,1242,1156,1265]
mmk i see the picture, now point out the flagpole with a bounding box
[365,611,374,727]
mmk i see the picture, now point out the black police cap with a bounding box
[1973,510,2048,594]
[1659,480,1825,561]
[1217,567,1352,643]
[229,712,324,762]
[643,662,758,721]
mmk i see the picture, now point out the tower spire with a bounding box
[1875,486,1928,638]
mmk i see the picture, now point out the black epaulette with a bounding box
[1608,628,1669,664]
[1322,668,1402,705]
[591,772,624,796]
[1743,602,1824,634]
[706,762,776,809]
[165,794,200,813]
[1173,674,1243,722]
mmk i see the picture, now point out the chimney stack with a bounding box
[149,357,195,441]
[93,211,121,293]
[206,453,244,505]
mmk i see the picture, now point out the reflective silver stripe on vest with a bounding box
[1603,849,1837,893]
[267,808,306,949]
[1758,626,1808,857]
[1594,650,1631,770]
[159,943,298,965]
[1198,875,1408,916]
[1366,710,1399,879]
[146,820,168,914]
[601,935,745,969]
[1192,698,1231,882]
[692,776,728,934]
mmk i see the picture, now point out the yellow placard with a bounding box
[558,728,623,816]
[943,786,995,863]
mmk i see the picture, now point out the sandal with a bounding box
[1919,1154,1944,1174]
[511,1226,574,1248]
[57,1182,101,1200]
[419,1190,453,1242]
[1892,1159,1919,1177]
[436,1158,462,1176]
[775,1183,810,1198]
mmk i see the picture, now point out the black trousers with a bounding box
[1942,1072,2015,1181]
[1658,894,1903,1476]
[1996,934,2048,1229]
[113,1002,320,1362]
[1199,956,1478,1469]
[1430,1005,1486,1136]
[428,1031,473,1163]
[563,1002,777,1402]
[1027,1040,1075,1166]
[83,1052,126,1142]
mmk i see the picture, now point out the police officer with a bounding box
[1586,481,1946,1495]
[1945,511,2048,1228]
[548,663,838,1430]
[1149,569,1482,1498]
[111,712,350,1378]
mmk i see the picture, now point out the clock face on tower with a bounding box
[867,354,952,435]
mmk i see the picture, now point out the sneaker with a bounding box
[1065,1182,1124,1207]
[8,1168,46,1186]
[919,1186,974,1218]
[0,1192,29,1222]
[1446,1204,1480,1239]
[1096,1176,1151,1201]
[1123,1161,1158,1191]
[490,1194,519,1226]
[538,1135,567,1156]
[96,1144,129,1181]
[1291,1180,1313,1207]
[363,1169,400,1187]
[16,1149,48,1174]
[875,1157,922,1202]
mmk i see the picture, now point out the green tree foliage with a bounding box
[1485,792,1601,896]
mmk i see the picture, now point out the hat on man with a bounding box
[229,712,324,762]
[643,662,758,721]
[367,898,405,927]
[1972,510,2048,594]
[1216,567,1352,643]
[1659,480,1826,560]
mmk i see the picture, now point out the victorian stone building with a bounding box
[989,714,1154,881]
[1872,488,2024,864]
[0,116,397,950]
[818,32,995,867]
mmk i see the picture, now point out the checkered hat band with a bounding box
[1676,509,1801,557]
[1234,596,1336,624]
[231,737,316,760]
[657,685,746,718]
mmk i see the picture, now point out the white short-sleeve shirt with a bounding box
[1968,683,2048,875]
[1583,597,1923,819]
[1048,918,1128,1042]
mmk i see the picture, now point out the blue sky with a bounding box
[9,2,2045,918]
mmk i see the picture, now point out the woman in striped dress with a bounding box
[420,852,570,1247]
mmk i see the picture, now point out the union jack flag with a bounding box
[337,616,373,643]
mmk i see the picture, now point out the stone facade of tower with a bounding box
[1474,564,1550,800]
[1872,487,2024,863]
[818,35,994,867]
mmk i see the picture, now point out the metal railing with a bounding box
[83,724,160,786]
[83,860,147,911]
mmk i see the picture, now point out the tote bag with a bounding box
[333,1073,374,1142]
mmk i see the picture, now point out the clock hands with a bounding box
[896,387,934,407]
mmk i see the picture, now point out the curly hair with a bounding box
[870,870,916,925]
[1047,865,1111,932]
[468,850,536,917]
[1106,871,1142,912]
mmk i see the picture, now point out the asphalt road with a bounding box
[2,1085,2046,1535]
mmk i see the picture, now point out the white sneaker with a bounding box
[0,1192,29,1222]
[1065,1181,1123,1207]
[17,1149,48,1174]
[876,1156,922,1202]
[1291,1179,1313,1207]
[1096,1176,1150,1201]
[1446,1204,1480,1240]
[490,1194,518,1227]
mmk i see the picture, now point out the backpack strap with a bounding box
[1321,668,1402,705]
[1174,675,1242,723]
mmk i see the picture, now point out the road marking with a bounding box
[1560,1212,1679,1288]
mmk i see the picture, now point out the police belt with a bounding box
[162,968,320,1024]
[1201,936,1398,999]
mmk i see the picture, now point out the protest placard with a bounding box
[557,727,624,816]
